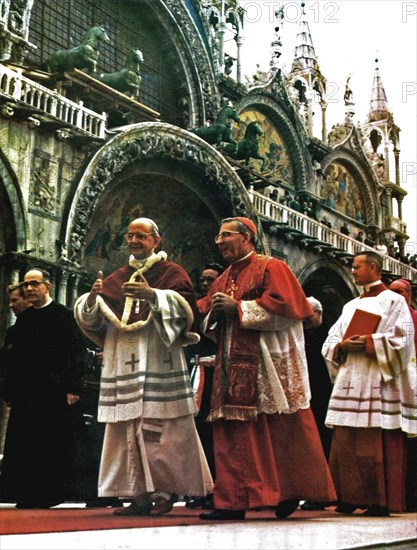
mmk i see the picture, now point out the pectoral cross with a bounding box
[226,278,238,298]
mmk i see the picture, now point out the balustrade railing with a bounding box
[0,64,106,138]
[249,187,417,282]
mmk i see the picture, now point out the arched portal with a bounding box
[299,258,357,330]
[0,152,28,341]
[0,151,27,255]
[63,122,267,285]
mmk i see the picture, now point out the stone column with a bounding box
[235,34,242,83]
[321,101,327,144]
[393,147,400,186]
[58,269,69,306]
[69,273,81,308]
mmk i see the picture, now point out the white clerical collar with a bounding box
[362,280,382,293]
[35,297,52,309]
[232,250,255,265]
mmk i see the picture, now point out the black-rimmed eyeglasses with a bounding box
[22,280,48,289]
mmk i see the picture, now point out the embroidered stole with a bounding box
[210,255,270,421]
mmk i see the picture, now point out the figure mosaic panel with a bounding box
[321,162,366,222]
[232,108,294,188]
[83,175,222,281]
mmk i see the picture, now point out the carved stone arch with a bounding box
[0,150,28,252]
[64,122,267,268]
[235,94,308,191]
[157,0,221,126]
[322,150,379,226]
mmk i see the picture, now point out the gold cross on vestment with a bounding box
[226,279,238,298]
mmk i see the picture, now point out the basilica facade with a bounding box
[1,0,416,344]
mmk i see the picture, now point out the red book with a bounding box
[343,309,381,340]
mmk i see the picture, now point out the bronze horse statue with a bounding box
[95,49,143,99]
[43,26,110,74]
[231,121,267,171]
[190,105,240,147]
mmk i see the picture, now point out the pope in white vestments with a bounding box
[75,218,213,516]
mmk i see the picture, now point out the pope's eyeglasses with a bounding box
[125,232,154,241]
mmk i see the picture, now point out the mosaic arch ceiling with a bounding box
[232,109,294,188]
[322,163,366,223]
[82,175,221,280]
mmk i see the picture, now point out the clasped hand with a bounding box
[339,335,366,354]
[211,292,238,315]
[87,271,155,307]
[122,274,155,302]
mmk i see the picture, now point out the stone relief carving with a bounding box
[0,0,36,63]
[30,152,59,215]
[327,124,350,147]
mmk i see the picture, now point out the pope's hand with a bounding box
[122,274,156,302]
[87,271,103,307]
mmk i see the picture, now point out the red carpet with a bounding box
[0,505,340,535]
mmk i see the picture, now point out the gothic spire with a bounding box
[367,58,393,123]
[291,2,318,71]
[287,2,327,139]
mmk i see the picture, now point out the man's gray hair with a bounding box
[307,296,323,313]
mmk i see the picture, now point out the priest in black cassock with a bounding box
[0,268,86,509]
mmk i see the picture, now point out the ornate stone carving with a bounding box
[66,123,258,266]
[0,0,36,63]
[30,151,59,216]
[164,0,220,124]
[327,124,350,147]
[0,101,14,117]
